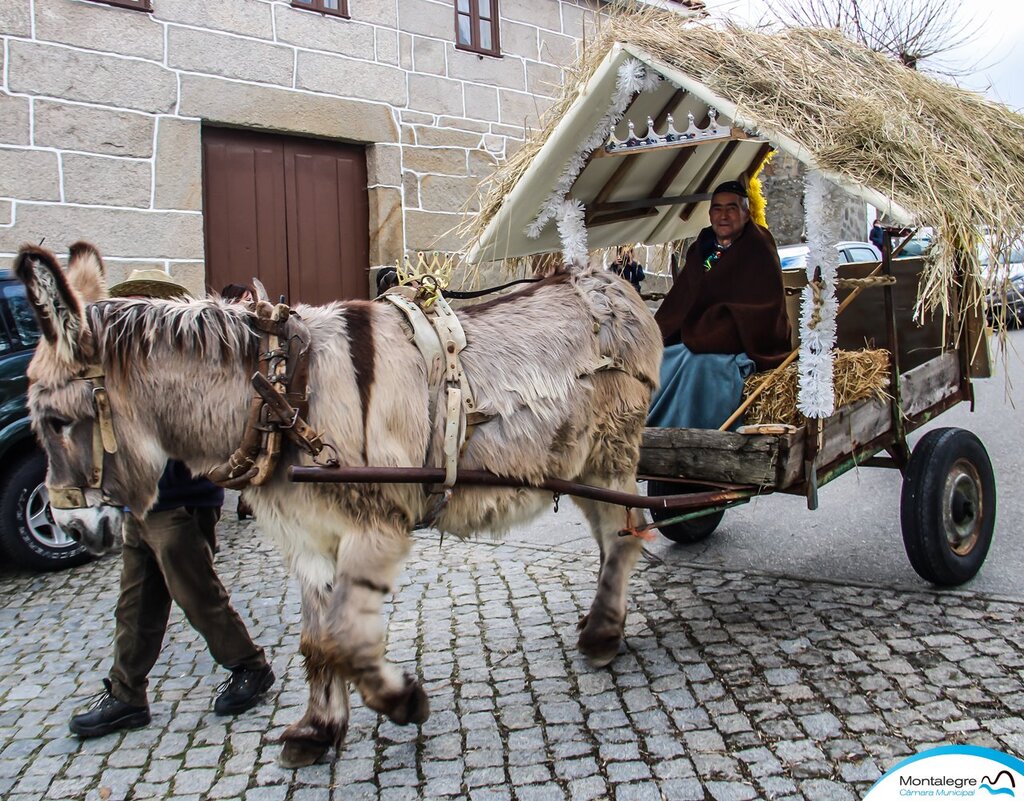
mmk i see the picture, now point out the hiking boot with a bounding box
[69,681,150,738]
[214,665,275,716]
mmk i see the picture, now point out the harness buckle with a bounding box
[313,441,340,468]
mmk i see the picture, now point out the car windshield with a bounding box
[0,283,42,353]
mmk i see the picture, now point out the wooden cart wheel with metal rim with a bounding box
[900,427,996,586]
[646,479,725,544]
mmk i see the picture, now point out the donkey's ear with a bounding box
[66,241,109,302]
[14,244,87,364]
[251,277,271,303]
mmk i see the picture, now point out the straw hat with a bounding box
[108,269,193,300]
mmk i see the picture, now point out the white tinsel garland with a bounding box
[526,58,660,241]
[797,172,839,418]
[555,199,589,269]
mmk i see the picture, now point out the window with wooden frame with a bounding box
[455,0,501,57]
[86,0,152,11]
[290,0,349,18]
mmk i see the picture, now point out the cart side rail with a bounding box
[639,349,963,490]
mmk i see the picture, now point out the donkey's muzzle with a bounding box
[53,506,123,556]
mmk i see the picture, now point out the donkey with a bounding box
[16,242,662,767]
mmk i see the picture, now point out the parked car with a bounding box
[0,271,91,570]
[777,241,882,272]
[981,244,1024,328]
[898,233,933,256]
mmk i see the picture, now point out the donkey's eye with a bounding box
[46,416,72,433]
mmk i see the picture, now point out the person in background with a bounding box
[649,180,791,430]
[221,282,255,304]
[609,246,646,294]
[870,219,886,251]
[69,271,274,739]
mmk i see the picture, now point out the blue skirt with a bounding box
[647,343,756,430]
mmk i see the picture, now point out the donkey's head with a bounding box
[13,243,163,554]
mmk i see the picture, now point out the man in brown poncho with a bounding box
[648,180,792,429]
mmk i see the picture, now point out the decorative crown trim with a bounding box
[605,107,732,154]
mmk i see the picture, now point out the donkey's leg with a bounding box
[324,528,429,727]
[279,582,351,768]
[572,490,646,668]
[568,375,651,667]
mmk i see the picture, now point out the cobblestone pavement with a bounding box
[1,513,1023,801]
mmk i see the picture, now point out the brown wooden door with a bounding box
[202,127,369,304]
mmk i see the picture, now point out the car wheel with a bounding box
[0,450,92,571]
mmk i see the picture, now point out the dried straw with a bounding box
[468,6,1024,328]
[742,349,891,427]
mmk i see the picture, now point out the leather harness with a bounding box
[209,286,481,492]
[206,300,337,489]
[209,288,479,493]
[381,286,480,488]
[51,289,477,506]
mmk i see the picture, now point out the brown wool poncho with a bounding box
[655,221,792,371]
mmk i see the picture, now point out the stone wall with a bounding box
[762,153,870,248]
[0,0,607,294]
[834,192,871,244]
[760,153,806,246]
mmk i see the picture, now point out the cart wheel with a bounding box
[900,428,995,586]
[647,480,724,544]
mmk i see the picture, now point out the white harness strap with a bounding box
[383,288,475,487]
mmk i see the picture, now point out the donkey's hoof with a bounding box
[278,718,344,768]
[578,626,623,668]
[279,738,330,768]
[381,673,430,726]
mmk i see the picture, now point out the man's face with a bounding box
[709,192,749,244]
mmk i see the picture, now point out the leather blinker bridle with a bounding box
[46,364,120,511]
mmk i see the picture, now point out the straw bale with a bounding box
[742,349,890,427]
[468,6,1024,327]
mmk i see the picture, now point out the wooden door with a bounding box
[202,127,369,304]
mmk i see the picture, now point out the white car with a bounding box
[777,241,882,272]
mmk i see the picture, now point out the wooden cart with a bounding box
[639,246,995,587]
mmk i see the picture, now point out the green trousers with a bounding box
[108,507,267,706]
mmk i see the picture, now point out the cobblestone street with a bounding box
[1,513,1022,801]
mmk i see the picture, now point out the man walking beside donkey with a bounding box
[69,269,274,738]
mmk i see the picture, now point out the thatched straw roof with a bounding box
[465,6,1024,317]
